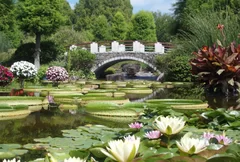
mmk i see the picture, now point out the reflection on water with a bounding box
[0,110,135,144]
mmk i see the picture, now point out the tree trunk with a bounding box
[34,33,41,70]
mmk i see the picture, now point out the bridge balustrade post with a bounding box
[99,45,106,52]
[133,41,140,52]
[111,41,119,52]
[90,42,98,53]
[119,44,125,52]
[155,42,165,54]
[140,44,145,52]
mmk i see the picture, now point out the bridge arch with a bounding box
[91,55,160,79]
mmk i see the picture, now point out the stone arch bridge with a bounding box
[74,41,173,79]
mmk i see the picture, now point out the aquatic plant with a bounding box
[3,158,20,162]
[144,130,162,139]
[64,157,86,162]
[202,132,215,140]
[101,135,140,162]
[215,132,232,145]
[176,133,209,155]
[128,122,143,129]
[154,116,185,135]
[0,65,13,87]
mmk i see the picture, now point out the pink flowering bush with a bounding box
[46,66,69,82]
[0,65,14,87]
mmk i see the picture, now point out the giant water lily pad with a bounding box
[0,144,28,159]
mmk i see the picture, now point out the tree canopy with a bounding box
[111,11,128,40]
[128,11,157,41]
[16,0,66,69]
[74,0,132,32]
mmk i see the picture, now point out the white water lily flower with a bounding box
[3,158,20,162]
[64,157,86,162]
[101,135,140,162]
[176,133,209,154]
[154,116,185,135]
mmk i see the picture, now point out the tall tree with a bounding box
[153,11,176,42]
[111,11,128,40]
[16,0,65,69]
[0,0,22,48]
[92,15,111,41]
[128,11,157,41]
[74,0,132,32]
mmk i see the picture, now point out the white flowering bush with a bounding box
[10,61,37,79]
[46,66,69,82]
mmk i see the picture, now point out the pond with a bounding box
[0,81,239,161]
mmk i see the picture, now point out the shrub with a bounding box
[46,66,69,82]
[190,25,240,95]
[69,49,96,75]
[104,67,116,75]
[0,65,13,87]
[5,40,64,65]
[155,54,193,82]
[35,65,49,82]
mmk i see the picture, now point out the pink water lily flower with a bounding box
[215,134,232,145]
[145,130,162,139]
[129,122,143,129]
[202,132,215,140]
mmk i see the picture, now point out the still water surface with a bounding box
[0,86,239,145]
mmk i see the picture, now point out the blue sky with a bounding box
[67,0,177,14]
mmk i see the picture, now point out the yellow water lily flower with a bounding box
[176,133,209,154]
[101,135,140,162]
[154,116,185,135]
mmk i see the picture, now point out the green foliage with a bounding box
[49,27,93,47]
[173,0,240,32]
[0,32,12,52]
[0,0,23,48]
[155,54,193,82]
[74,0,132,32]
[69,70,96,79]
[16,0,66,35]
[179,11,240,52]
[70,49,96,75]
[104,67,116,76]
[153,12,177,42]
[111,11,128,40]
[92,15,111,41]
[35,65,49,82]
[5,41,64,66]
[128,11,157,41]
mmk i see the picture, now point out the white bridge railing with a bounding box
[73,40,173,54]
[89,41,165,53]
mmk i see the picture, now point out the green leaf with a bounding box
[69,150,90,159]
[217,39,223,47]
[207,154,238,162]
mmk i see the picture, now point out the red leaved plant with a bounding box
[190,24,240,95]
